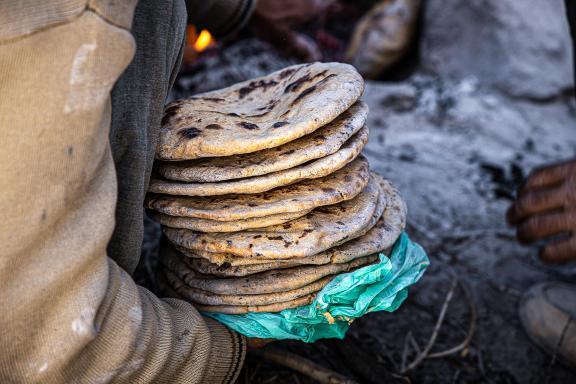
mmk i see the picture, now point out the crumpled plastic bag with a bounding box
[204,232,429,342]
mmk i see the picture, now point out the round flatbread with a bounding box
[157,62,364,160]
[196,294,315,314]
[163,268,335,306]
[149,125,369,196]
[146,156,370,221]
[164,174,385,259]
[157,102,369,182]
[157,268,318,314]
[161,243,377,295]
[149,209,311,233]
[184,178,406,276]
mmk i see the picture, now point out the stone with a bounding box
[420,0,573,99]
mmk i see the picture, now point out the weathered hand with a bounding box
[507,159,576,263]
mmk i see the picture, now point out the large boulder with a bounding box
[420,0,573,99]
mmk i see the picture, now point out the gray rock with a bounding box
[420,0,573,99]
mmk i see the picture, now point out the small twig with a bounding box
[427,280,477,358]
[252,347,359,384]
[408,332,422,355]
[402,278,458,373]
[544,316,572,384]
[400,331,412,372]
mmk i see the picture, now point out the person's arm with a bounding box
[0,3,244,383]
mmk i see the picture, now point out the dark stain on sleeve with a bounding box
[237,122,259,130]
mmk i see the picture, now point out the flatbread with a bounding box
[157,62,364,160]
[149,209,311,233]
[161,243,377,295]
[157,268,318,314]
[163,268,335,306]
[184,178,406,276]
[196,294,315,314]
[146,156,370,221]
[149,125,369,196]
[157,102,369,182]
[164,174,385,259]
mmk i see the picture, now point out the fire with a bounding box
[187,26,215,53]
[194,29,215,52]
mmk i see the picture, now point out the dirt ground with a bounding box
[231,77,576,383]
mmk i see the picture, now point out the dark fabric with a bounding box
[108,0,187,273]
[566,0,576,91]
[186,0,255,38]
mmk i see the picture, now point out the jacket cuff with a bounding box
[187,0,257,38]
[203,317,247,384]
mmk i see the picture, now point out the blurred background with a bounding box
[146,0,576,382]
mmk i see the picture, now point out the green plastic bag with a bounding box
[204,232,429,342]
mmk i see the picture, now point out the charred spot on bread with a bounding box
[237,122,259,130]
[179,127,201,139]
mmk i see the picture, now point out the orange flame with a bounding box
[194,29,215,52]
[187,26,215,53]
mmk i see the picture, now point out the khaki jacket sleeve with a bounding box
[0,3,245,383]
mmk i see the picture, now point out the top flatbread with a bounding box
[157,102,369,182]
[157,62,364,160]
[164,174,385,259]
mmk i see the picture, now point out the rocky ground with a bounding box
[143,1,576,382]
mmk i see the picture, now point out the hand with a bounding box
[507,159,576,264]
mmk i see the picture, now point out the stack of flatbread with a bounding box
[147,62,407,314]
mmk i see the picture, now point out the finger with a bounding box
[539,236,576,264]
[516,209,576,244]
[522,160,576,191]
[507,185,566,224]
